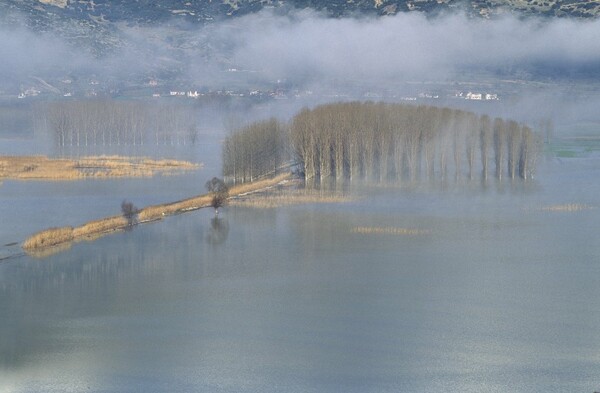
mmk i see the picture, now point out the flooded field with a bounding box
[1,118,599,392]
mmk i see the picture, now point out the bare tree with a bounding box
[479,115,492,180]
[493,118,506,180]
[507,120,521,179]
[121,200,138,228]
[205,177,229,215]
[227,102,540,189]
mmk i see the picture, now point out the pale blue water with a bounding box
[1,131,600,392]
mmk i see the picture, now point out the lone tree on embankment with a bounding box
[205,177,229,215]
[121,200,138,228]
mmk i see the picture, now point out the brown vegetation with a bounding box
[205,177,229,213]
[223,118,288,184]
[72,216,129,238]
[290,102,541,183]
[540,203,595,212]
[231,189,351,208]
[0,155,199,181]
[137,195,213,222]
[351,226,431,235]
[22,226,75,250]
[228,173,292,196]
[22,173,294,255]
[223,102,543,186]
[25,241,73,259]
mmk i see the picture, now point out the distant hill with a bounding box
[1,0,598,99]
[2,0,598,56]
[6,0,600,23]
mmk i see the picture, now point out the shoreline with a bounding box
[21,173,294,257]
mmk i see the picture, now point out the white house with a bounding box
[466,92,483,100]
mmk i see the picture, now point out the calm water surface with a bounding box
[1,133,600,392]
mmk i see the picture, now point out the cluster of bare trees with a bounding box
[289,102,541,183]
[222,118,288,183]
[40,100,198,148]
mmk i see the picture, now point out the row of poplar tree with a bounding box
[39,100,198,148]
[222,118,288,183]
[223,101,542,184]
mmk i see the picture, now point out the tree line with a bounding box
[223,102,542,185]
[38,100,198,148]
[222,118,288,184]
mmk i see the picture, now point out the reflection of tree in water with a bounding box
[206,217,229,245]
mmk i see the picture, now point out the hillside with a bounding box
[2,0,598,47]
[1,0,598,102]
[4,0,600,27]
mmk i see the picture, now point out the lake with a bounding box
[1,124,600,392]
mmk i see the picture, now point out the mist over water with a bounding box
[2,6,600,393]
[1,148,600,391]
[3,10,600,120]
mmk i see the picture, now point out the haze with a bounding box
[1,11,599,83]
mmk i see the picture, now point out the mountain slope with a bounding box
[1,0,598,97]
[2,0,597,58]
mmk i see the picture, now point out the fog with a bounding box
[2,9,600,128]
[210,11,600,82]
[2,9,600,391]
[2,11,600,78]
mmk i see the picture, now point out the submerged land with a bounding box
[14,101,548,257]
[0,155,199,180]
[21,173,296,256]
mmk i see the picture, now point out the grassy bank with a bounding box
[22,226,75,250]
[0,155,199,181]
[22,173,293,255]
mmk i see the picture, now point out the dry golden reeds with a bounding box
[351,226,431,236]
[22,173,294,253]
[72,216,129,238]
[137,195,213,221]
[0,155,200,181]
[540,203,595,212]
[228,173,292,196]
[231,190,351,208]
[26,241,73,259]
[22,226,74,250]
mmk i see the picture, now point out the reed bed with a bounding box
[138,174,292,220]
[138,173,292,220]
[24,217,130,254]
[26,242,73,259]
[231,190,351,208]
[228,173,292,196]
[0,155,199,181]
[540,203,595,212]
[1,156,80,180]
[351,226,431,236]
[138,195,213,221]
[22,226,75,250]
[72,216,129,237]
[22,172,294,253]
